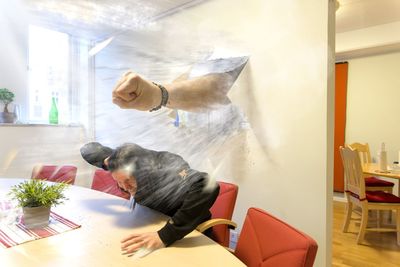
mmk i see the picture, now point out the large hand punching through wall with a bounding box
[112,57,248,113]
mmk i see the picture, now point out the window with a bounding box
[27,25,91,125]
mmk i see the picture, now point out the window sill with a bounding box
[0,123,82,128]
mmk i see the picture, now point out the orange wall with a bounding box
[334,62,348,192]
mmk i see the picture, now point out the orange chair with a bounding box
[91,169,130,200]
[234,208,318,267]
[31,165,77,184]
[196,181,238,247]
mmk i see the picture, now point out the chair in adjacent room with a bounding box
[196,181,238,247]
[234,207,318,267]
[348,142,394,192]
[91,169,130,200]
[340,146,400,245]
[31,165,77,184]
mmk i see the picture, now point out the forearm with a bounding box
[164,73,233,112]
[112,71,235,112]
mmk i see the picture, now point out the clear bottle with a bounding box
[49,92,58,124]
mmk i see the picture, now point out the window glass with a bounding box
[28,25,69,123]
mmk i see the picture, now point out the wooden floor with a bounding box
[332,201,400,267]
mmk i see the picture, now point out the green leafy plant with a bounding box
[8,179,69,208]
[0,88,15,113]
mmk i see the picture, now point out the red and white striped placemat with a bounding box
[0,211,81,248]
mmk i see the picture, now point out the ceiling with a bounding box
[336,0,400,33]
[23,0,400,40]
[23,0,201,39]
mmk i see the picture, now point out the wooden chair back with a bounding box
[347,142,372,165]
[340,146,366,198]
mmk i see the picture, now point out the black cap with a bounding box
[80,142,114,170]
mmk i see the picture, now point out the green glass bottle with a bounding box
[49,94,58,124]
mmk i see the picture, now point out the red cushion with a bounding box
[366,191,400,203]
[365,177,394,187]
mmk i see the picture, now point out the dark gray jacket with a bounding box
[107,143,219,246]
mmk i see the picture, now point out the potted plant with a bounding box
[8,179,69,229]
[0,88,16,123]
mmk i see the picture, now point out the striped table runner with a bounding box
[0,211,81,248]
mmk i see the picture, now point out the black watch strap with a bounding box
[150,82,169,112]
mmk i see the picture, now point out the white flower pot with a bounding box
[22,206,51,229]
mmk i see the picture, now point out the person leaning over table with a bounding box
[80,142,220,253]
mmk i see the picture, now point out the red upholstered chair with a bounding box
[234,208,318,267]
[91,169,130,200]
[31,165,77,184]
[340,146,400,245]
[196,181,238,247]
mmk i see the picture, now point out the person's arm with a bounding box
[112,71,234,112]
[119,172,219,253]
[157,173,220,246]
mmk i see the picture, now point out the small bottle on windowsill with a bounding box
[49,92,58,125]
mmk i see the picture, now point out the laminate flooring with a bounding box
[332,201,400,267]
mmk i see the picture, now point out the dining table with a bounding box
[0,178,245,267]
[363,163,400,195]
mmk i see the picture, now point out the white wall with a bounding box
[345,51,400,168]
[169,2,333,266]
[0,0,29,120]
[94,1,334,266]
[0,125,92,187]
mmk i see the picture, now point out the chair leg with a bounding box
[377,210,382,228]
[342,200,353,232]
[396,209,400,246]
[387,188,393,223]
[357,204,368,244]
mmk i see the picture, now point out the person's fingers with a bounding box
[123,71,132,77]
[121,237,142,249]
[123,243,143,254]
[112,97,140,109]
[113,74,130,96]
[121,233,140,243]
[112,97,126,108]
[113,80,135,101]
[112,71,138,99]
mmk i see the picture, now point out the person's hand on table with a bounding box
[121,231,165,254]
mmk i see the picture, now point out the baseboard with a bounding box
[333,191,347,202]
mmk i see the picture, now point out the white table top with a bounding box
[0,178,245,267]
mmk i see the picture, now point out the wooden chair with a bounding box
[31,165,77,184]
[347,142,394,192]
[234,208,318,267]
[196,181,238,247]
[91,169,130,200]
[340,146,400,245]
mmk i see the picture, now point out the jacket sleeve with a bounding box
[157,173,220,246]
